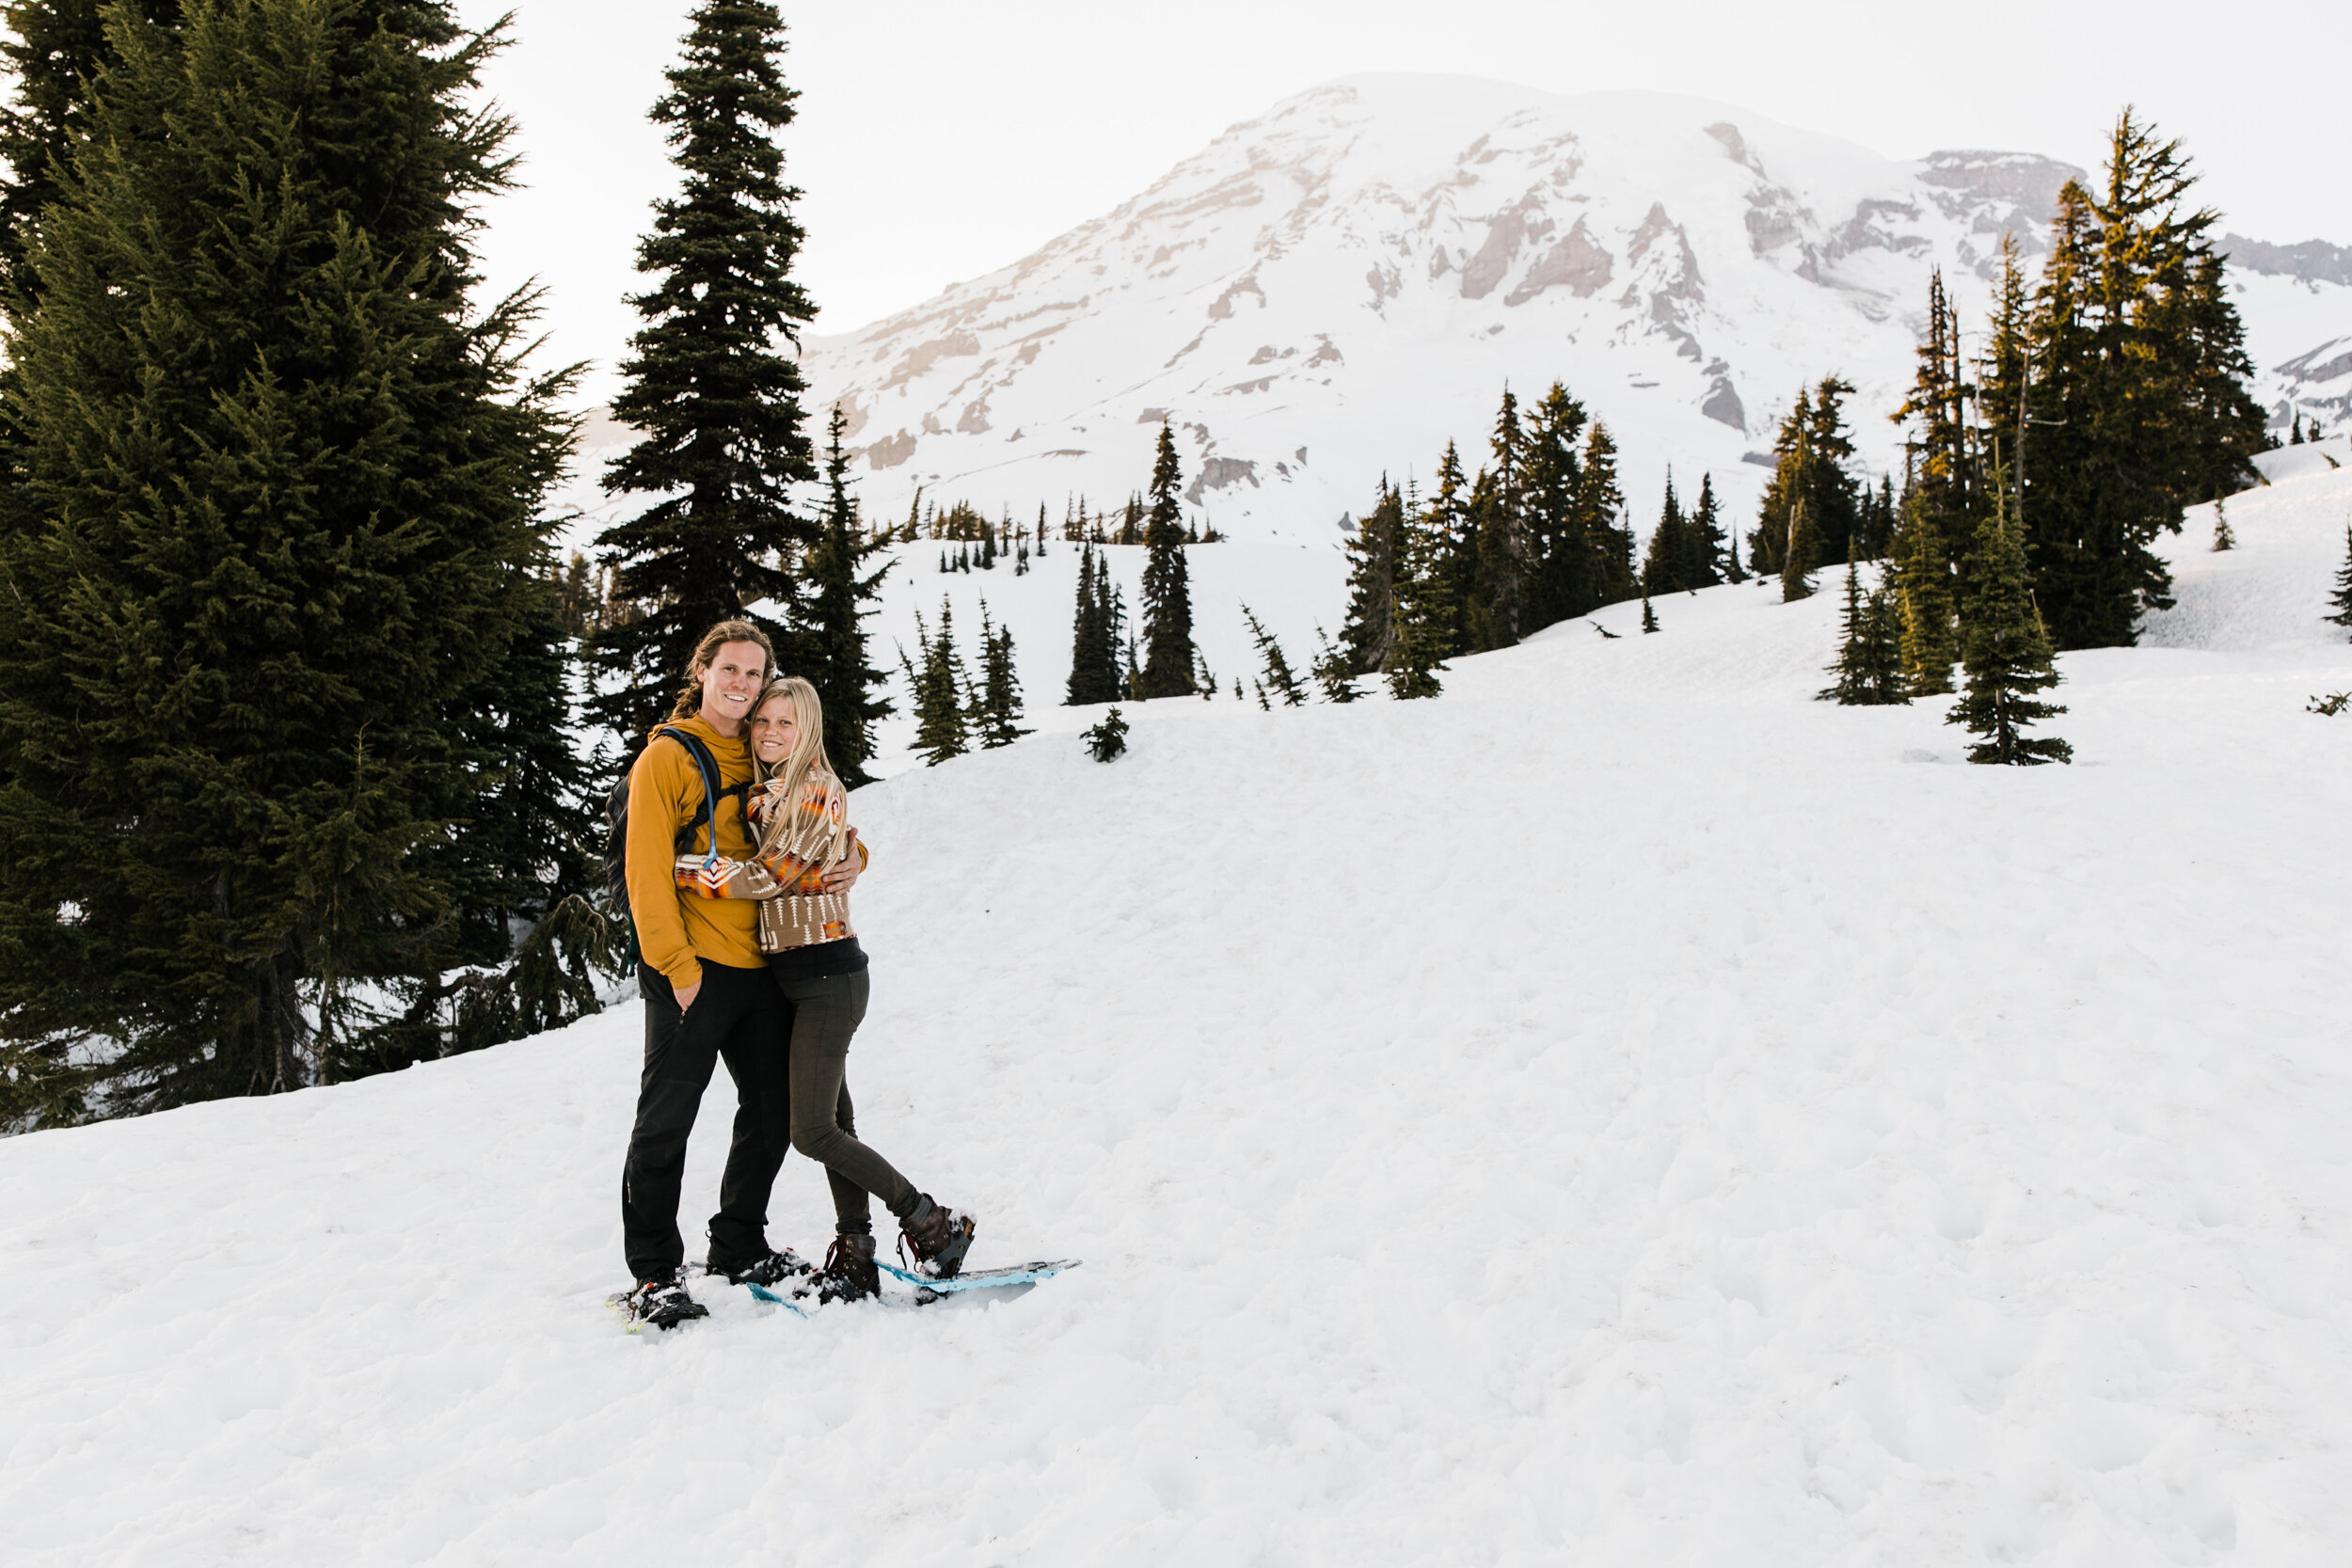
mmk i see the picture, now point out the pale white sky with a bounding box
[456,0,2350,405]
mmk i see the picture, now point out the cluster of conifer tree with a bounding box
[1319,384,1650,698]
[0,0,889,1127]
[902,601,1026,766]
[1061,423,1203,705]
[1811,111,2268,765]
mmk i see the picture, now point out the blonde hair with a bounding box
[750,675,847,863]
[669,618,775,721]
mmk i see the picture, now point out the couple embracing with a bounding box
[612,618,973,1330]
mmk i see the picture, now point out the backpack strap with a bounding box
[651,726,749,868]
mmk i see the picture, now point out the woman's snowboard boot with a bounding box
[898,1194,977,1279]
[813,1231,881,1304]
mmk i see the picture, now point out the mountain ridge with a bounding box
[779,75,2348,539]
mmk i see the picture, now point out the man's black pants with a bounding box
[622,960,791,1280]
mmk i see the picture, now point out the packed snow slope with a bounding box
[7,472,2352,1565]
[771,73,2352,538]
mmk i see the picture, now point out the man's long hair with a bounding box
[667,618,775,722]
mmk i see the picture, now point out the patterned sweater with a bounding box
[682,765,858,954]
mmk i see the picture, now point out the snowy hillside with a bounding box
[8,461,2352,1561]
[758,74,2352,539]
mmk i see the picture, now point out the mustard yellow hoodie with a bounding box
[626,715,761,990]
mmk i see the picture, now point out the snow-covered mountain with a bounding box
[793,74,2352,539]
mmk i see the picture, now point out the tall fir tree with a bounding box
[1426,439,1476,657]
[1756,377,1860,583]
[0,0,577,1122]
[1949,482,2071,765]
[1469,388,1531,650]
[589,0,818,740]
[1064,540,1119,704]
[801,405,892,784]
[1387,480,1454,699]
[1136,423,1196,698]
[1337,479,1403,675]
[1521,382,1589,629]
[1894,492,1959,696]
[972,603,1028,748]
[1692,473,1729,583]
[902,603,971,767]
[1820,556,1906,705]
[1894,269,1976,579]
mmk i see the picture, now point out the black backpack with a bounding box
[604,726,751,965]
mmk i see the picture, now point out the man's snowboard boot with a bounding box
[898,1194,977,1279]
[812,1231,880,1304]
[705,1243,811,1290]
[610,1268,709,1332]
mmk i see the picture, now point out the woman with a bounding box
[737,675,976,1302]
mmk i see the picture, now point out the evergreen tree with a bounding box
[1065,540,1123,705]
[0,0,183,306]
[1692,474,1732,582]
[902,603,970,767]
[1894,270,1975,578]
[1310,626,1361,703]
[1081,706,1128,762]
[1642,471,1687,594]
[588,0,818,739]
[1426,439,1476,657]
[2017,113,2265,649]
[1781,491,1820,603]
[972,603,1027,748]
[2210,496,2235,552]
[1337,480,1403,675]
[800,406,892,784]
[1469,388,1531,649]
[1241,606,1305,705]
[2326,525,2352,637]
[1136,423,1196,698]
[0,0,577,1120]
[1576,420,1635,609]
[1894,493,1959,695]
[1949,489,2071,764]
[1757,378,1860,583]
[1820,556,1906,705]
[1388,483,1454,699]
[1521,382,1589,629]
[1640,590,1659,634]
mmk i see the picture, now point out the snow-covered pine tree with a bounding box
[1949,493,2071,764]
[972,604,1028,748]
[1136,424,1197,698]
[1241,607,1306,705]
[802,406,893,785]
[0,0,579,1118]
[590,0,818,740]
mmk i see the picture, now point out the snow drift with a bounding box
[6,469,2352,1565]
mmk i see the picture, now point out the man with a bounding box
[612,619,863,1330]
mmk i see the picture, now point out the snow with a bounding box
[7,473,2352,1564]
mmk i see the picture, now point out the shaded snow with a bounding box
[7,476,2352,1564]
